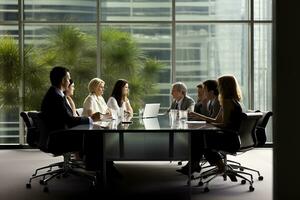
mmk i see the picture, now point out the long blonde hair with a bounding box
[217,75,242,105]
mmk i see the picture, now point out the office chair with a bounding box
[193,112,262,192]
[254,110,273,147]
[226,110,273,180]
[20,111,97,192]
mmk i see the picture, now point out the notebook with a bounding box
[142,103,160,118]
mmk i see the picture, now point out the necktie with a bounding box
[174,102,179,110]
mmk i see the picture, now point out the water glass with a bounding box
[179,110,188,121]
[169,109,178,121]
[139,108,144,118]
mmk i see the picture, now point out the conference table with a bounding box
[69,114,220,188]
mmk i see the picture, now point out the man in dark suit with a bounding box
[169,81,195,111]
[39,66,101,153]
[203,79,221,118]
[194,82,209,116]
[177,80,222,175]
[41,66,100,132]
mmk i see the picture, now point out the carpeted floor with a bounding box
[0,148,272,200]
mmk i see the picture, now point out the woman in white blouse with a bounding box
[107,79,133,118]
[82,78,111,118]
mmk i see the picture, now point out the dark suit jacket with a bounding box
[170,95,195,111]
[207,98,221,118]
[194,101,209,116]
[41,86,90,132]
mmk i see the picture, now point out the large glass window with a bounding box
[0,0,273,145]
[254,23,272,142]
[24,0,97,21]
[0,25,19,144]
[99,24,172,109]
[101,0,171,21]
[176,23,249,108]
[176,0,249,20]
[254,0,272,20]
[0,0,18,21]
[23,24,97,111]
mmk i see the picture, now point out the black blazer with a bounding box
[41,86,89,132]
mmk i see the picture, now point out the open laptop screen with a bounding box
[142,103,160,118]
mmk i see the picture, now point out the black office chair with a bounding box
[193,112,263,192]
[254,110,273,147]
[226,110,273,180]
[20,111,97,192]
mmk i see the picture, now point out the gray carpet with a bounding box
[0,149,272,200]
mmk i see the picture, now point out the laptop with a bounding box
[142,103,160,118]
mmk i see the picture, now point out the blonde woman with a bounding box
[82,78,111,118]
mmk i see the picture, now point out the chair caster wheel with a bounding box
[258,176,264,181]
[43,187,49,192]
[249,186,255,192]
[198,181,204,187]
[26,183,31,188]
[241,180,246,185]
[223,174,227,181]
[204,187,209,193]
[39,180,46,185]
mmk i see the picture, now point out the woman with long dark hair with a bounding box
[107,79,133,117]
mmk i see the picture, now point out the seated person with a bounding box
[193,82,209,116]
[203,79,221,118]
[169,81,195,111]
[40,66,101,159]
[64,79,79,117]
[41,66,101,133]
[177,80,221,174]
[107,79,133,118]
[179,75,243,175]
[82,78,111,119]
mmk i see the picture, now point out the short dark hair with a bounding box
[197,82,204,88]
[50,66,69,87]
[203,80,219,96]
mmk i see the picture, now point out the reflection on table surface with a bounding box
[76,115,219,132]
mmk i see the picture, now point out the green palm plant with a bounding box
[41,26,163,111]
[0,35,50,110]
[0,36,22,108]
[39,25,97,106]
[0,26,163,112]
[101,28,163,111]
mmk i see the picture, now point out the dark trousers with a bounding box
[191,131,240,164]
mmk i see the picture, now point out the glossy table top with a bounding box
[71,114,219,132]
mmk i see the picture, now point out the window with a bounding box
[0,0,273,144]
